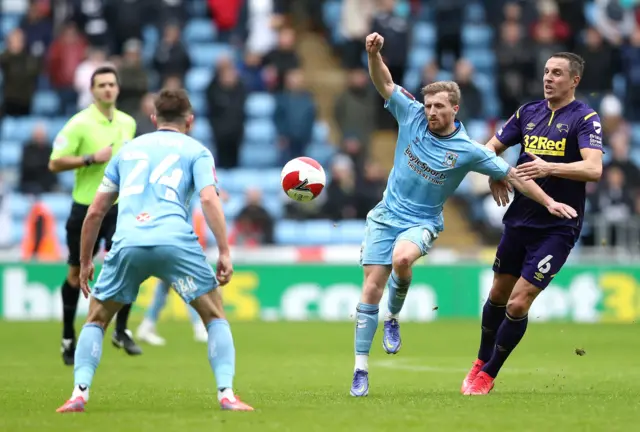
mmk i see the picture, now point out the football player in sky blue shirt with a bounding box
[462,52,604,396]
[56,89,254,413]
[350,32,578,397]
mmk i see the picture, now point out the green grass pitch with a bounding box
[0,320,638,431]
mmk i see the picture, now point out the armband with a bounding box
[97,176,119,193]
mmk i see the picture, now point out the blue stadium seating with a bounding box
[32,91,60,115]
[412,22,436,47]
[0,142,22,167]
[245,93,276,118]
[183,18,217,43]
[244,119,277,144]
[185,67,213,93]
[189,43,235,67]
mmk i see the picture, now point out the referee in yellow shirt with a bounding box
[49,66,142,365]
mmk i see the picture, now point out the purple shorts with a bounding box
[492,225,578,289]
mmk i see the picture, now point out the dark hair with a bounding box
[90,65,119,88]
[154,88,192,123]
[550,52,585,78]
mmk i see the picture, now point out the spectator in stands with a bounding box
[162,74,183,90]
[575,27,615,108]
[555,0,587,51]
[274,69,316,164]
[592,165,634,246]
[606,131,640,192]
[73,46,107,109]
[496,20,535,118]
[262,27,301,92]
[134,93,157,137]
[530,22,565,97]
[355,160,386,218]
[206,56,247,168]
[339,0,375,69]
[530,0,571,45]
[19,123,58,195]
[599,94,630,143]
[230,188,275,246]
[240,51,268,92]
[152,23,191,83]
[245,0,279,58]
[47,21,87,115]
[341,136,367,177]
[0,29,41,117]
[70,0,110,48]
[105,0,145,56]
[116,39,149,116]
[453,59,483,122]
[371,0,409,86]
[413,60,440,97]
[594,0,636,47]
[19,0,53,58]
[620,27,640,121]
[334,69,377,147]
[433,0,466,69]
[155,0,188,28]
[322,154,358,221]
[208,0,244,41]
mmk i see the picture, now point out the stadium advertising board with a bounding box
[0,262,638,323]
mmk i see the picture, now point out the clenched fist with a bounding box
[365,32,384,54]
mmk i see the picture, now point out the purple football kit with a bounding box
[492,100,603,288]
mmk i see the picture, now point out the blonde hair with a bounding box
[420,81,461,106]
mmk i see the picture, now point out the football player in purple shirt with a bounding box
[462,52,604,395]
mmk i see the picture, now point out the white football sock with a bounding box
[384,311,399,321]
[217,387,236,403]
[355,354,369,371]
[71,384,89,402]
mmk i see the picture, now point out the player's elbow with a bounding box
[590,163,603,182]
[199,185,220,207]
[48,159,62,173]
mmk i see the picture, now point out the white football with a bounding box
[280,157,326,202]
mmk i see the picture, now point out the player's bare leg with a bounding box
[190,289,254,411]
[383,241,422,354]
[57,298,123,413]
[351,264,392,396]
[465,277,541,395]
[462,272,517,393]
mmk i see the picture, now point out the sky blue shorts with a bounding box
[92,244,217,304]
[360,204,438,266]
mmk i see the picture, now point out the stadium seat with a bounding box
[305,142,336,167]
[32,91,60,115]
[58,171,75,192]
[11,221,25,246]
[463,48,496,73]
[322,1,342,30]
[244,119,277,144]
[312,121,330,144]
[0,141,22,167]
[183,18,217,43]
[1,15,19,37]
[630,148,640,167]
[584,2,597,26]
[185,67,213,93]
[302,220,335,245]
[223,194,245,219]
[39,193,72,219]
[464,2,486,22]
[245,93,276,118]
[275,220,300,244]
[189,43,235,67]
[409,47,434,70]
[189,92,207,115]
[403,69,420,94]
[46,117,68,141]
[190,121,212,144]
[222,168,281,194]
[7,193,33,220]
[262,197,285,219]
[336,220,365,244]
[412,22,436,47]
[462,25,493,48]
[239,143,279,167]
[465,120,489,142]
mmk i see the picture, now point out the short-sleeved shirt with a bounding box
[495,99,603,232]
[102,130,217,250]
[50,104,136,205]
[380,85,511,233]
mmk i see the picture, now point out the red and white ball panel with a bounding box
[281,157,326,202]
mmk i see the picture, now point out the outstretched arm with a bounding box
[366,32,394,100]
[504,169,577,219]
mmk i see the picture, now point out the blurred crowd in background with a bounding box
[1,0,640,252]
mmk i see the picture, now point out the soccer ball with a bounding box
[281,156,326,202]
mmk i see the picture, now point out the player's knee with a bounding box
[391,242,422,274]
[67,267,80,287]
[489,273,518,305]
[507,282,540,317]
